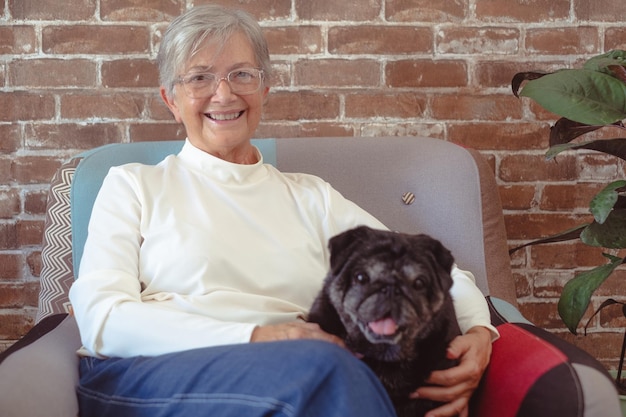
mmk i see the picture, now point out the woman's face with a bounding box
[160,31,269,162]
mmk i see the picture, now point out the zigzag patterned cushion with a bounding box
[37,157,82,323]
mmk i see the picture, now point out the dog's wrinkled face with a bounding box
[325,226,455,362]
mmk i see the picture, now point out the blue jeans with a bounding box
[77,339,397,417]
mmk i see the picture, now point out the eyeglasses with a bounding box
[175,67,264,98]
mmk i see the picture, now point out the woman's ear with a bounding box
[262,85,270,106]
[160,86,182,123]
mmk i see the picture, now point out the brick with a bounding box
[61,92,148,120]
[0,254,21,280]
[25,123,122,150]
[360,122,445,138]
[475,60,568,89]
[0,189,20,219]
[296,0,381,21]
[517,300,567,329]
[448,123,547,151]
[578,154,620,181]
[101,59,159,88]
[540,183,603,211]
[267,62,290,88]
[9,0,96,20]
[43,26,150,54]
[574,0,625,22]
[294,59,380,88]
[17,220,44,246]
[386,60,467,88]
[0,283,39,308]
[199,0,291,21]
[0,92,55,122]
[344,92,427,119]
[0,26,36,54]
[328,26,432,55]
[0,310,36,339]
[0,160,11,184]
[129,123,186,142]
[0,124,20,153]
[147,96,176,120]
[385,0,466,22]
[604,27,626,51]
[526,27,599,55]
[431,94,523,121]
[530,242,609,270]
[11,156,62,184]
[498,153,578,182]
[9,59,97,88]
[437,27,520,55]
[263,26,323,55]
[474,0,570,22]
[26,251,42,277]
[263,91,341,121]
[0,223,18,250]
[100,0,184,21]
[24,190,48,216]
[258,122,355,139]
[498,184,536,210]
[558,332,623,363]
[504,212,589,240]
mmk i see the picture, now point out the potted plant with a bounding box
[511,50,626,399]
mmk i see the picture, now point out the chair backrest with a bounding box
[38,136,516,322]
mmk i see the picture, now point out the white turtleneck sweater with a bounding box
[69,140,496,358]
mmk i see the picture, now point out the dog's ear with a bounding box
[328,225,378,274]
[415,234,455,273]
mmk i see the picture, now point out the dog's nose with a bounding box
[381,285,402,296]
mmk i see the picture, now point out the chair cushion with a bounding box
[37,157,81,322]
[0,314,81,417]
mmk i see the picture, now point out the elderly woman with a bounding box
[69,5,496,417]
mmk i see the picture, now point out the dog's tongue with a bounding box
[368,317,398,335]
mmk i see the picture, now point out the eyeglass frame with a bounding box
[174,67,265,98]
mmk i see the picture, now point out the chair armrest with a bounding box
[0,314,81,417]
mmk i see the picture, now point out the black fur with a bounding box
[308,226,462,417]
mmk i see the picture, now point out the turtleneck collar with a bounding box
[176,139,268,184]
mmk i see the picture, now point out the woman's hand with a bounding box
[250,322,346,348]
[411,326,493,417]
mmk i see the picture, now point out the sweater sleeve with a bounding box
[69,167,257,358]
[450,266,499,340]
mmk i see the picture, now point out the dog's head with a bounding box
[323,226,455,361]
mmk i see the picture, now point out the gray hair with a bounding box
[157,5,271,98]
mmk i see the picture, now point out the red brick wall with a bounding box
[2,0,626,367]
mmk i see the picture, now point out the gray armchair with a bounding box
[0,137,620,417]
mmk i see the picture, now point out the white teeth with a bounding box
[208,111,243,121]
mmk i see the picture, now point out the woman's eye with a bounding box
[188,73,213,83]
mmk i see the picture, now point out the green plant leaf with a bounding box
[589,180,626,223]
[584,50,626,74]
[508,224,587,254]
[546,138,626,161]
[558,254,625,334]
[581,209,626,248]
[520,69,626,125]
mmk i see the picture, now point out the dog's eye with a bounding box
[354,272,370,285]
[414,277,426,290]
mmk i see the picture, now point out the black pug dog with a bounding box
[308,225,462,417]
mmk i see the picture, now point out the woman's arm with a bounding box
[69,166,258,358]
